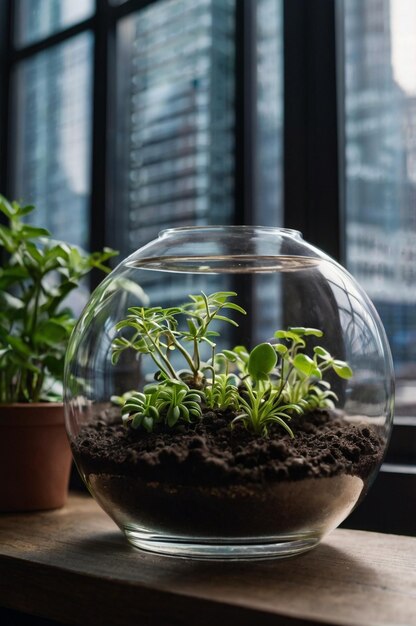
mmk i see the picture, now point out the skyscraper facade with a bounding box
[344,0,416,367]
[116,0,235,257]
[12,31,93,250]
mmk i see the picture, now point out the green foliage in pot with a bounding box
[0,195,117,403]
[112,291,353,438]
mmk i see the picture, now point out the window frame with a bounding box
[0,0,414,536]
[0,0,162,259]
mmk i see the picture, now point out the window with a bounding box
[14,0,94,47]
[343,0,416,391]
[0,0,414,535]
[340,0,416,534]
[255,0,283,227]
[2,0,284,256]
[12,33,93,249]
[114,0,236,256]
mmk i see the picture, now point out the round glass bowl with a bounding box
[64,226,394,559]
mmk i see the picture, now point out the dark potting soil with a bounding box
[73,408,384,487]
[73,410,385,537]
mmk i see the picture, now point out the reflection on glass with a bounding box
[12,34,93,250]
[15,0,94,47]
[343,0,416,410]
[115,0,235,258]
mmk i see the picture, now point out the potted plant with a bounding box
[0,195,116,511]
[65,226,393,559]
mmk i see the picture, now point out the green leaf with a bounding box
[167,405,181,427]
[233,345,249,358]
[221,349,238,362]
[186,318,198,336]
[143,416,154,432]
[0,224,15,251]
[16,203,35,217]
[222,302,247,315]
[248,343,277,381]
[25,242,45,265]
[131,414,144,429]
[214,314,239,327]
[293,354,322,378]
[289,327,323,338]
[333,361,353,379]
[0,347,11,359]
[44,355,65,378]
[34,320,71,347]
[5,335,32,357]
[213,290,237,297]
[313,346,330,358]
[132,338,151,353]
[20,225,51,239]
[181,405,190,420]
[275,344,288,356]
[0,195,15,218]
[8,352,40,373]
[205,330,220,338]
[0,266,29,290]
[274,329,306,347]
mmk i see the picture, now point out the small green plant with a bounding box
[273,328,352,412]
[112,292,353,437]
[0,195,117,402]
[121,388,161,431]
[112,291,246,388]
[231,342,300,437]
[204,373,240,411]
[120,380,203,432]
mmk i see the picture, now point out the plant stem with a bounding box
[147,333,178,380]
[170,334,199,378]
[193,337,200,373]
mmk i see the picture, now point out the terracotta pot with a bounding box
[0,403,72,512]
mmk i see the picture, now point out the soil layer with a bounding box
[73,409,384,486]
[72,410,384,538]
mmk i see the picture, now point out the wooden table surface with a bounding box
[0,494,415,626]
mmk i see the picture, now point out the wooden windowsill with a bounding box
[0,494,415,626]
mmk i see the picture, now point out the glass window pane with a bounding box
[114,0,235,310]
[343,0,416,414]
[15,0,94,48]
[11,33,93,250]
[115,0,235,259]
[253,0,284,341]
[255,0,283,227]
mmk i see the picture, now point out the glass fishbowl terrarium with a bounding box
[64,226,394,559]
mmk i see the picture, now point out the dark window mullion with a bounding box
[0,0,13,202]
[111,0,161,20]
[9,17,95,63]
[89,0,113,282]
[233,0,257,346]
[234,0,257,227]
[283,0,341,261]
[335,0,347,265]
[8,1,162,70]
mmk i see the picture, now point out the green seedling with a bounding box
[112,294,353,437]
[121,379,203,431]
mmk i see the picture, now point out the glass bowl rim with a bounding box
[158,225,303,238]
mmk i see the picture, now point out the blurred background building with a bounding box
[344,0,416,377]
